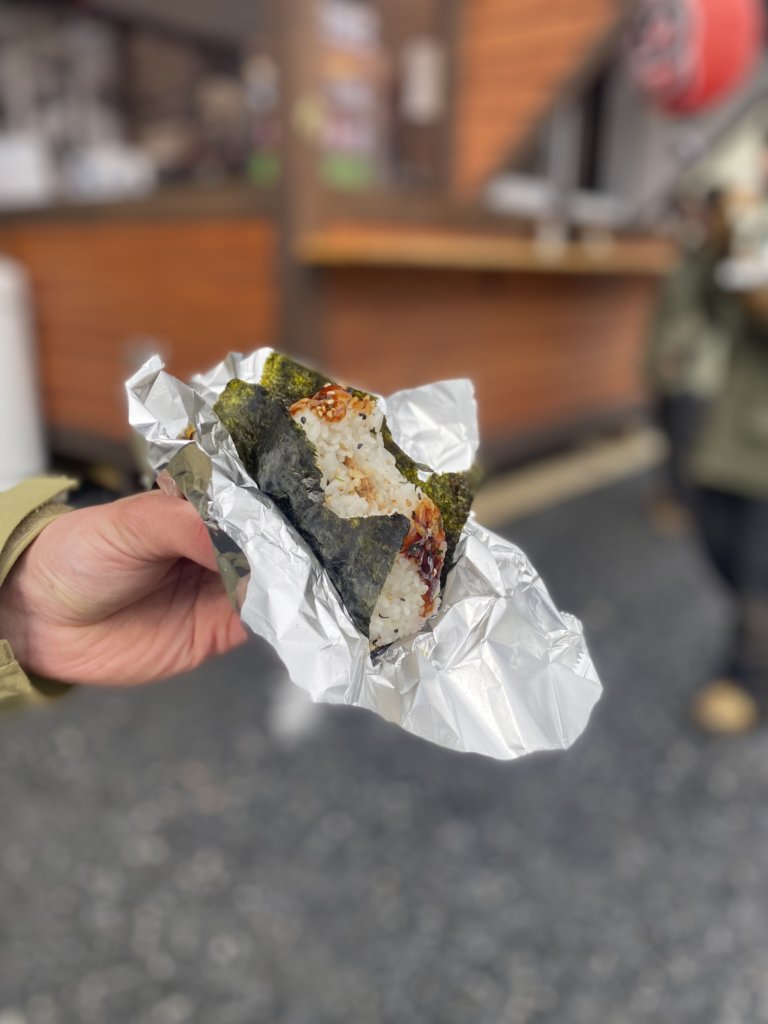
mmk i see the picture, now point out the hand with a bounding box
[0,491,248,685]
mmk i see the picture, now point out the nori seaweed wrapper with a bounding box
[260,353,330,408]
[260,352,476,580]
[214,379,409,637]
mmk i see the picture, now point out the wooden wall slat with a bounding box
[463,15,616,53]
[0,219,279,445]
[452,0,619,194]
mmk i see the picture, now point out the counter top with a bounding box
[296,223,675,275]
[0,182,276,225]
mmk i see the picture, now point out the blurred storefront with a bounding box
[0,0,762,479]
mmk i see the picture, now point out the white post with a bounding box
[0,255,46,489]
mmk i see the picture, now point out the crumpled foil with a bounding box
[127,349,601,760]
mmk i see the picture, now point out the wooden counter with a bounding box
[0,182,275,225]
[318,262,659,450]
[297,224,674,275]
[288,223,668,456]
[0,0,669,478]
[0,209,279,466]
[0,189,666,472]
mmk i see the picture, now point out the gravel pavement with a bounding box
[2,474,767,1024]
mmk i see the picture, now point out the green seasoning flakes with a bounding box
[260,352,329,409]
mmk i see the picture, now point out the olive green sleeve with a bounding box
[0,476,78,708]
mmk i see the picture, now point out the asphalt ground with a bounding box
[2,472,766,1024]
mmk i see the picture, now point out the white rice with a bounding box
[291,392,441,647]
[367,553,434,648]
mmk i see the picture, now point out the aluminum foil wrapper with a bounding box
[127,349,601,760]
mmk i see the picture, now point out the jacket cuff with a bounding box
[0,476,78,587]
[0,477,79,707]
[0,639,44,708]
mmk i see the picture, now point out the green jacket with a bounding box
[646,244,732,400]
[0,477,77,708]
[690,307,768,499]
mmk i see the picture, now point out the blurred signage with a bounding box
[244,47,281,188]
[315,0,387,190]
[628,0,763,115]
[399,36,445,127]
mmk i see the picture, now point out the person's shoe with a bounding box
[690,679,760,735]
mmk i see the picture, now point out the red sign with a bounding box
[629,0,763,114]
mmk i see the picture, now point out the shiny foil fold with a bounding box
[127,349,601,760]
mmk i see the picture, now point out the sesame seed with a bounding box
[357,443,363,449]
[360,413,367,420]
[301,416,306,424]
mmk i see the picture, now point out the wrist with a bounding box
[0,548,73,701]
[0,488,75,677]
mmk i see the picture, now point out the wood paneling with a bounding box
[0,219,278,445]
[323,266,657,447]
[452,0,619,193]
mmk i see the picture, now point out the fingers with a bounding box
[194,572,250,657]
[106,491,220,573]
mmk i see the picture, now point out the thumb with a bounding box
[104,490,220,573]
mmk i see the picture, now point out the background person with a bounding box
[645,187,733,533]
[689,200,768,734]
